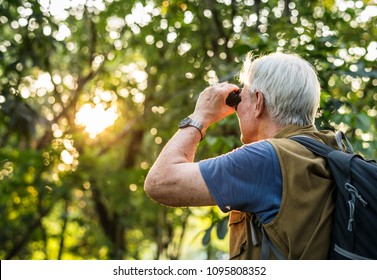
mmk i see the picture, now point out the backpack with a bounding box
[291,132,377,260]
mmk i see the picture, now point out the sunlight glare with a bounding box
[366,41,377,61]
[61,150,74,164]
[75,103,118,138]
[35,73,54,92]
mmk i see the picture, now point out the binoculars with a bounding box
[225,88,242,108]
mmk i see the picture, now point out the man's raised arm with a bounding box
[144,82,239,207]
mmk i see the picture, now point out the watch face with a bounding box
[178,117,191,128]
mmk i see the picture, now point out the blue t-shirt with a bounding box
[199,140,282,224]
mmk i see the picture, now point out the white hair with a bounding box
[239,52,321,126]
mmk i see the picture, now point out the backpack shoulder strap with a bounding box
[290,135,336,158]
[290,135,355,176]
[260,226,286,260]
[336,131,354,153]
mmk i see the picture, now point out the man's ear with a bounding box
[254,91,265,118]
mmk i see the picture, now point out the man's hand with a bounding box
[191,82,240,131]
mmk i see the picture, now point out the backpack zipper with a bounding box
[334,244,371,260]
[345,183,368,231]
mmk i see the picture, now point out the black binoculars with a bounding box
[225,88,242,108]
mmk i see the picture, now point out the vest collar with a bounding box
[273,125,318,139]
[272,124,337,148]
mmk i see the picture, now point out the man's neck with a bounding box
[253,119,285,142]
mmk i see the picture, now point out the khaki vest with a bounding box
[229,125,337,259]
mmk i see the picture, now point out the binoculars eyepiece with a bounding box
[225,88,242,108]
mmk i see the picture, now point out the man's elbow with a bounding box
[144,173,170,205]
[145,172,187,207]
[144,174,158,200]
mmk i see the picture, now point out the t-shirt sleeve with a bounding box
[198,140,282,224]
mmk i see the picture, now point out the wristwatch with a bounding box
[178,117,205,140]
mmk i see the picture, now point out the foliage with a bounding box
[0,0,376,259]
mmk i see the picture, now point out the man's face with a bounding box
[236,87,259,144]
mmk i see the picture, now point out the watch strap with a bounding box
[179,117,205,140]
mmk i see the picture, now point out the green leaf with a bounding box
[216,217,229,240]
[202,224,214,246]
[357,113,372,131]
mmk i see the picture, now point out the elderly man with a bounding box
[144,52,337,259]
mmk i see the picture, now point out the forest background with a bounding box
[0,0,376,260]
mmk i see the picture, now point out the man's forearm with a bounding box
[144,126,215,207]
[153,126,201,166]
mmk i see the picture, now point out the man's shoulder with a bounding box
[267,137,312,155]
[242,140,277,155]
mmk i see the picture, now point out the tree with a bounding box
[0,0,376,260]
